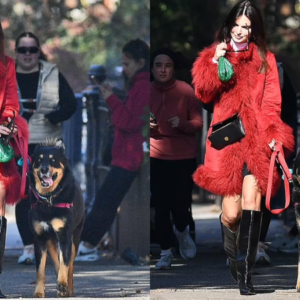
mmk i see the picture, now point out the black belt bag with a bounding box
[208,114,245,150]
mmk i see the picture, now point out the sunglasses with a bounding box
[16,47,39,54]
[227,24,250,53]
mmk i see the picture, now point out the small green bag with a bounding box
[0,143,14,163]
[218,57,234,82]
[0,112,15,163]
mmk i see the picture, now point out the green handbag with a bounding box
[0,142,14,163]
[218,57,234,82]
[0,113,15,163]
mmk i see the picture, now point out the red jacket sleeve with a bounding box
[106,78,149,133]
[1,57,19,121]
[260,52,294,155]
[191,44,223,104]
[177,95,203,134]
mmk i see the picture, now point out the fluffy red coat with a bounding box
[0,56,29,205]
[192,43,294,197]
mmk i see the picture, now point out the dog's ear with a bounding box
[33,145,40,156]
[55,140,66,153]
[31,146,39,165]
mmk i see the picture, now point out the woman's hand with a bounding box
[213,42,227,61]
[99,84,113,101]
[90,76,113,100]
[7,117,18,134]
[0,124,13,137]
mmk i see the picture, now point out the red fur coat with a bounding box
[191,42,294,197]
[0,56,29,205]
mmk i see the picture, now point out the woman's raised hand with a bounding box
[213,42,227,61]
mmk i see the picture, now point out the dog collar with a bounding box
[31,201,73,209]
[53,203,73,208]
[30,186,72,209]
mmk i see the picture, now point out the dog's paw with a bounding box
[57,283,69,298]
[33,292,45,298]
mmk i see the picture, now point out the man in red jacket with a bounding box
[150,48,203,270]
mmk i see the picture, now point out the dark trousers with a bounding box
[150,157,196,250]
[81,165,138,247]
[15,144,37,246]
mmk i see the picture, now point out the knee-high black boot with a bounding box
[220,215,237,281]
[0,217,7,298]
[236,210,262,296]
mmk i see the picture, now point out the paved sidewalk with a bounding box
[2,206,150,299]
[151,203,298,300]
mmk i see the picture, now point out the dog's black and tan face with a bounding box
[31,143,68,195]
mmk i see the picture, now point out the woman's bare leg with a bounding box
[0,183,6,216]
[241,175,261,210]
[221,195,242,231]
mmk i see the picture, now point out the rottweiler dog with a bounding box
[28,140,84,298]
[292,148,300,292]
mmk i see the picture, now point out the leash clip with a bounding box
[268,138,276,151]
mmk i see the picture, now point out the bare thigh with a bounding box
[242,175,261,211]
[221,195,242,231]
[0,183,6,216]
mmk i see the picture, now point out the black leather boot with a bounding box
[220,215,237,281]
[236,210,262,296]
[0,217,7,298]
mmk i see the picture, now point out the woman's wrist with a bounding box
[213,55,219,61]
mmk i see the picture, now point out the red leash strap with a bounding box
[265,139,293,214]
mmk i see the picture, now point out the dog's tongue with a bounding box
[43,177,53,187]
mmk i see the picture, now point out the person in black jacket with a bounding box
[14,32,77,265]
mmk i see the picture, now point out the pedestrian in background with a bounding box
[14,32,77,265]
[192,0,294,295]
[258,63,298,261]
[150,47,202,270]
[75,38,150,261]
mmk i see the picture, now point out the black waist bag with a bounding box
[208,114,245,150]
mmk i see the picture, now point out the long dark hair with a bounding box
[122,38,150,90]
[15,32,47,61]
[217,0,268,73]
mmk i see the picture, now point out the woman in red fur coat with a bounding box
[192,0,294,296]
[0,24,28,298]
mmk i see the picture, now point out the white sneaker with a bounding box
[154,254,173,270]
[18,244,35,265]
[173,225,196,259]
[256,242,271,266]
[268,234,294,252]
[278,236,298,253]
[74,242,99,262]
